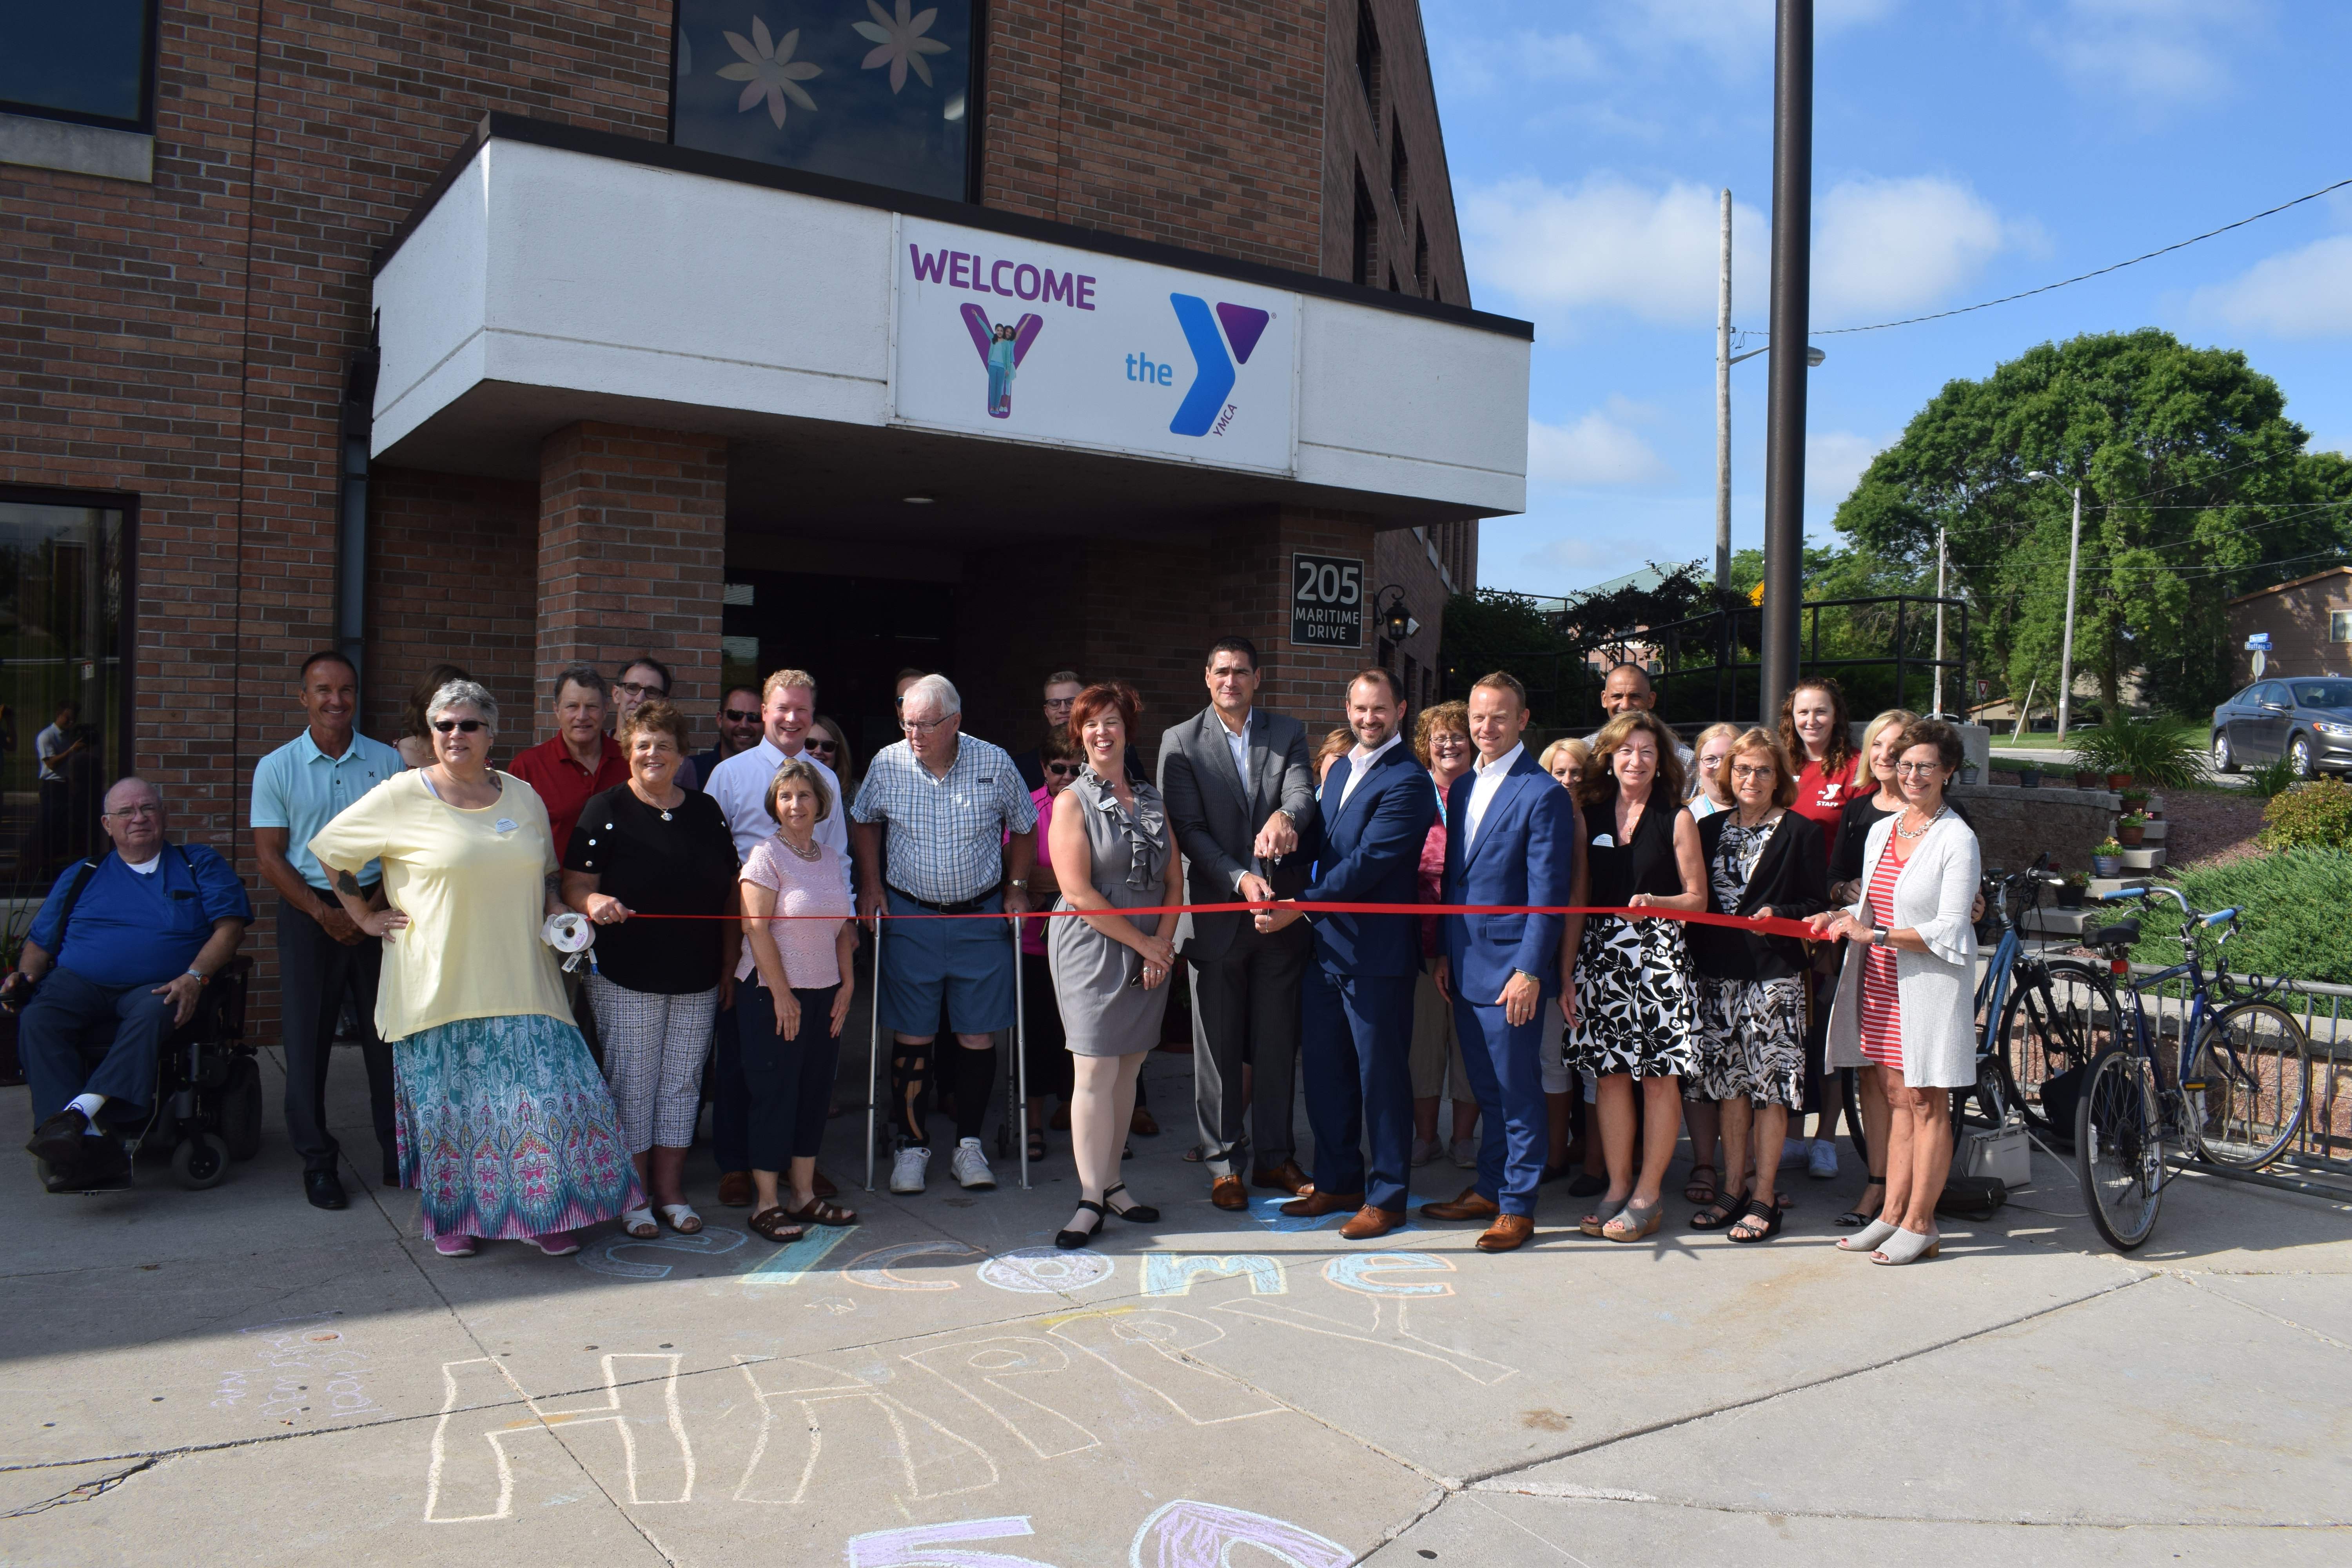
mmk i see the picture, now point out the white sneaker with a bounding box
[1410,1135,1438,1167]
[951,1137,996,1190]
[1779,1137,1811,1171]
[1450,1136,1479,1170]
[890,1144,931,1194]
[1808,1139,1840,1180]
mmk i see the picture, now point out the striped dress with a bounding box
[1857,847,1906,1068]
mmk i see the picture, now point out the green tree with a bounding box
[1833,329,2352,715]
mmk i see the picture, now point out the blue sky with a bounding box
[1425,0,2352,595]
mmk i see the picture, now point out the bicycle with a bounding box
[1840,855,2121,1170]
[2073,886,2314,1250]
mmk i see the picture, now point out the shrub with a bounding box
[2070,713,2206,789]
[2120,848,2352,983]
[2243,755,2300,800]
[2258,777,2352,850]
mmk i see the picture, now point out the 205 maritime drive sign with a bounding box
[891,215,1298,474]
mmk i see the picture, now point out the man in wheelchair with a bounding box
[10,777,252,1186]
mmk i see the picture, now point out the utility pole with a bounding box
[2058,483,2083,740]
[1759,0,1811,720]
[1715,189,1732,591]
[1932,524,1948,717]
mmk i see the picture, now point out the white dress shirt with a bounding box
[1336,729,1404,813]
[1459,741,1524,858]
[706,737,851,895]
[1217,708,1252,785]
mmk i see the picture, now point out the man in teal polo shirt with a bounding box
[251,650,403,1210]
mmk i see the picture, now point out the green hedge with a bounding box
[2259,778,2352,849]
[2107,848,2352,984]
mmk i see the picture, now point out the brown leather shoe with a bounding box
[717,1170,753,1208]
[1339,1205,1403,1240]
[1210,1175,1249,1211]
[1279,1189,1363,1218]
[1422,1184,1501,1222]
[813,1167,838,1200]
[1475,1214,1535,1252]
[1252,1160,1314,1196]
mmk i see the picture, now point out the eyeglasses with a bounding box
[1042,698,1075,712]
[1045,761,1082,777]
[615,680,666,699]
[1730,764,1775,782]
[901,715,954,735]
[805,739,838,753]
[722,708,759,724]
[1430,733,1469,748]
[104,802,161,819]
[432,719,486,734]
[1893,761,1945,777]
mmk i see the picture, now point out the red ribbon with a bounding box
[620,902,1823,941]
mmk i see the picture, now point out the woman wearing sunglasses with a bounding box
[805,716,857,807]
[310,680,642,1260]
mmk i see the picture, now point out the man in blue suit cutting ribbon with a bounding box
[1425,671,1578,1252]
[1255,667,1436,1240]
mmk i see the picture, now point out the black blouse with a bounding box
[1584,779,1686,908]
[1689,809,1828,981]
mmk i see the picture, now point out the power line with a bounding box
[1761,175,2352,338]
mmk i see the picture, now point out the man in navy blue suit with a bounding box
[1425,671,1578,1252]
[1256,667,1437,1241]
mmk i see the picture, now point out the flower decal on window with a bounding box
[853,0,951,93]
[717,17,821,127]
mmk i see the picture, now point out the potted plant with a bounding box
[2017,765,2043,788]
[2057,871,2088,909]
[1959,760,1979,785]
[2120,789,2149,815]
[2091,838,2123,877]
[2074,766,2102,789]
[2107,770,2134,791]
[2116,811,2147,847]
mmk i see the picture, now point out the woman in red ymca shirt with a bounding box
[1779,676,1873,1184]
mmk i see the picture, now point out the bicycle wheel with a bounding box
[1843,1068,1867,1171]
[2187,1000,2311,1169]
[2000,958,2121,1135]
[2075,1047,2164,1251]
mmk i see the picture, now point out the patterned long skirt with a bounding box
[393,1013,644,1241]
[1690,974,1808,1109]
[1566,913,1702,1080]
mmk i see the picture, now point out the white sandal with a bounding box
[620,1206,657,1239]
[1838,1215,1900,1252]
[1871,1226,1940,1265]
[657,1203,702,1235]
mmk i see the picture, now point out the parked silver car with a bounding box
[2210,677,2352,777]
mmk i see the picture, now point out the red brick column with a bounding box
[1212,504,1383,733]
[537,423,727,745]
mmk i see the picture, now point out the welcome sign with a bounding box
[891,214,1298,474]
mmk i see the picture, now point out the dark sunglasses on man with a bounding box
[614,679,666,699]
[721,707,759,724]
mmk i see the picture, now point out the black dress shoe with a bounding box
[306,1170,349,1210]
[25,1107,91,1167]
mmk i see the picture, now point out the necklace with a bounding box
[1896,805,1945,840]
[780,835,822,862]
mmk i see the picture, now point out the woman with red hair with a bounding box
[1045,681,1180,1249]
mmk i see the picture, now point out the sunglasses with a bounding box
[432,719,485,733]
[1046,761,1082,777]
[722,708,759,723]
[805,738,838,753]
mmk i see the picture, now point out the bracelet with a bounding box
[184,969,207,982]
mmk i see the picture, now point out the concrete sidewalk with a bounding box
[3,1028,2348,1566]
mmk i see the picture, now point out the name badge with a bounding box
[493,818,518,835]
[1591,832,1615,849]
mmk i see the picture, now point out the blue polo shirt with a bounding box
[29,846,254,987]
[251,728,403,889]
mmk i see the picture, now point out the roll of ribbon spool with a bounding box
[543,911,595,972]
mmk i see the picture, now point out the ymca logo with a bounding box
[1167,294,1271,438]
[959,305,1038,419]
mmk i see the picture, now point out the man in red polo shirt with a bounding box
[509,663,626,858]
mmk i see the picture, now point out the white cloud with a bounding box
[1812,176,2011,318]
[1464,176,1768,325]
[2189,234,2352,339]
[2029,0,2264,116]
[1524,531,1700,589]
[1807,430,1891,506]
[1529,412,1674,488]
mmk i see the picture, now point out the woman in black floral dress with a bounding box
[1566,710,1707,1243]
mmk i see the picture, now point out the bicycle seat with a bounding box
[2084,918,2140,951]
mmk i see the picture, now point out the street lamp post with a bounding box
[2027,470,2085,741]
[1716,189,1732,590]
[1933,524,1948,717]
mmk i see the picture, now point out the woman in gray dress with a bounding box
[1046,681,1179,1248]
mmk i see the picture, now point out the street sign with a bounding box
[1975,679,1990,700]
[1290,553,1363,648]
[2247,633,2272,650]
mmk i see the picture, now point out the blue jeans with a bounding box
[20,967,177,1124]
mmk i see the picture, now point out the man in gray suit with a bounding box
[1158,637,1319,1210]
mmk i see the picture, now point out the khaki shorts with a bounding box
[1410,967,1475,1100]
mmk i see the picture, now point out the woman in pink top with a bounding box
[738,758,859,1242]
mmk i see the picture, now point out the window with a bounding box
[0,487,132,895]
[2331,610,2352,643]
[1388,124,1408,211]
[669,0,978,202]
[1413,217,1429,296]
[0,1,157,132]
[1352,173,1377,287]
[2292,681,2352,709]
[1355,0,1382,121]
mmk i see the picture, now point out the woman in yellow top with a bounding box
[309,679,642,1258]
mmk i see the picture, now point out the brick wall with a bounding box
[536,423,728,747]
[2229,572,2352,686]
[363,467,538,747]
[980,0,1327,272]
[1322,0,1471,303]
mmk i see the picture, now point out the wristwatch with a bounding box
[1869,929,1889,947]
[1009,877,1029,890]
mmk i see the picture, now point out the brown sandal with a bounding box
[784,1198,858,1227]
[748,1207,806,1243]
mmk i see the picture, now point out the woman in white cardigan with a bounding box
[1807,719,1978,1265]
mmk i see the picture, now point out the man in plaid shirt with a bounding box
[851,674,1038,1196]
